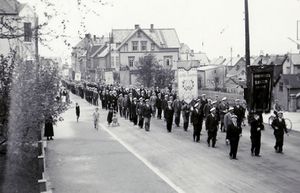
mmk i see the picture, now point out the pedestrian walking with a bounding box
[218,97,229,132]
[181,101,191,131]
[227,115,242,160]
[131,98,138,125]
[173,98,182,127]
[44,115,54,140]
[250,113,264,157]
[191,103,201,142]
[224,106,234,145]
[156,93,163,119]
[75,103,80,122]
[271,111,289,153]
[205,107,218,147]
[93,107,100,130]
[165,101,174,132]
[137,97,145,129]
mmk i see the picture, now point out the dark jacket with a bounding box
[205,114,218,132]
[143,105,152,118]
[227,123,242,141]
[271,118,288,136]
[165,106,174,122]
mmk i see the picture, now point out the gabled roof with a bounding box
[282,74,300,89]
[90,44,107,58]
[0,0,19,15]
[112,27,181,50]
[210,57,226,65]
[177,60,200,70]
[252,55,288,66]
[197,65,224,71]
[224,56,244,67]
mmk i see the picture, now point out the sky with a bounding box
[21,0,300,62]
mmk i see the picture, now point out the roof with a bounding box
[289,53,300,65]
[197,65,224,71]
[281,74,300,89]
[91,44,108,58]
[252,55,288,66]
[112,27,181,49]
[177,60,200,70]
[224,56,244,67]
[98,46,109,57]
[210,57,226,65]
[0,0,19,15]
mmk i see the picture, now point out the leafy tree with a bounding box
[136,54,174,88]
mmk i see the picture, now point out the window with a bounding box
[24,22,32,42]
[141,41,147,51]
[164,56,173,66]
[124,43,128,52]
[236,64,240,71]
[132,41,138,51]
[279,82,283,92]
[151,43,155,50]
[128,56,135,67]
[116,56,120,66]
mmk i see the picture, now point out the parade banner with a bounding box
[105,71,114,84]
[75,72,81,81]
[177,67,198,104]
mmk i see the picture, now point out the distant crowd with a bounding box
[63,80,289,160]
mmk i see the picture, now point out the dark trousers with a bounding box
[157,108,162,119]
[174,112,181,126]
[166,120,172,132]
[132,115,138,125]
[207,131,217,147]
[230,139,239,158]
[199,118,203,134]
[119,106,123,117]
[183,121,189,131]
[193,123,200,142]
[274,134,284,152]
[138,116,144,128]
[251,133,261,155]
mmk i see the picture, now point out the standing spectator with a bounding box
[205,107,218,148]
[75,103,80,122]
[93,107,100,130]
[271,111,289,153]
[44,115,54,140]
[181,101,191,131]
[250,113,264,157]
[227,115,242,160]
[165,101,174,132]
[143,99,152,131]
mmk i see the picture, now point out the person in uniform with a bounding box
[181,101,191,131]
[191,103,201,142]
[165,100,174,132]
[218,97,229,132]
[224,106,234,144]
[143,99,152,131]
[205,107,218,147]
[227,115,242,160]
[250,113,264,156]
[137,98,145,129]
[173,98,182,127]
[233,99,245,129]
[156,93,163,119]
[271,111,289,153]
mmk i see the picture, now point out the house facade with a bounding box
[0,0,37,61]
[197,65,225,90]
[282,53,300,74]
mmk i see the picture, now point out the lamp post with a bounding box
[244,0,251,107]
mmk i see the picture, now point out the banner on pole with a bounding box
[105,71,114,85]
[177,67,198,104]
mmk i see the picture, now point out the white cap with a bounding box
[210,107,216,112]
[229,106,234,111]
[222,97,227,101]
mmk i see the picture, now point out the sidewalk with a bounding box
[45,94,177,193]
[263,112,300,132]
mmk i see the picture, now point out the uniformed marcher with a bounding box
[181,101,191,131]
[137,97,145,129]
[250,113,264,156]
[131,97,138,125]
[143,99,152,131]
[227,114,242,160]
[165,100,174,132]
[191,103,202,142]
[233,99,245,129]
[173,98,182,127]
[205,107,218,147]
[271,111,289,153]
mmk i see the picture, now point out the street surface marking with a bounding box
[99,123,185,193]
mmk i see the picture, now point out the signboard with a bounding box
[75,72,81,81]
[177,67,198,104]
[105,71,114,85]
[248,65,273,113]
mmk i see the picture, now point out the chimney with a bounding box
[150,24,154,32]
[134,24,140,29]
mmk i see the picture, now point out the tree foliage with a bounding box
[136,54,174,88]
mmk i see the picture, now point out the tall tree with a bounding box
[136,54,157,88]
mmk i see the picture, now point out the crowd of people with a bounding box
[64,81,289,160]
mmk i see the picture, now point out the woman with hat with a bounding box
[227,114,242,159]
[271,111,289,153]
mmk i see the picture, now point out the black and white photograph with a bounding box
[1,0,300,192]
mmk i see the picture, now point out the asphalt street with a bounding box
[46,94,300,193]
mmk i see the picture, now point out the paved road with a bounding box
[45,94,177,193]
[47,94,300,193]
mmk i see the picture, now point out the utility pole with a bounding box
[244,0,251,105]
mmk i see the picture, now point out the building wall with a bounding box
[273,80,289,110]
[198,66,225,89]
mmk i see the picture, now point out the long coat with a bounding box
[227,123,242,141]
[205,114,218,132]
[44,117,54,137]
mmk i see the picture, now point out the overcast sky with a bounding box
[21,0,300,62]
